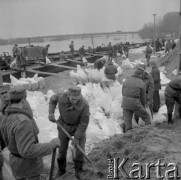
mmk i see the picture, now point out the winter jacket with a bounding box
[165,75,181,97]
[79,47,86,56]
[49,92,90,139]
[121,74,146,110]
[107,44,113,55]
[94,59,105,70]
[41,46,49,57]
[0,107,53,178]
[69,44,74,52]
[143,72,154,104]
[150,66,161,91]
[145,47,152,56]
[13,46,22,56]
[104,61,118,80]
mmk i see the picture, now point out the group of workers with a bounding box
[1,39,179,180]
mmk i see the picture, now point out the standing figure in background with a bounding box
[107,42,113,61]
[145,44,152,66]
[69,41,75,60]
[134,64,154,123]
[12,44,26,77]
[165,39,172,53]
[164,75,181,124]
[79,45,86,61]
[149,59,161,113]
[155,38,161,52]
[121,66,151,132]
[123,43,129,58]
[41,44,50,63]
[104,59,118,82]
[94,58,106,70]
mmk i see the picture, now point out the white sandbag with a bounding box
[160,72,170,85]
[110,100,123,120]
[109,81,122,100]
[116,66,122,77]
[31,80,39,91]
[10,59,17,68]
[82,57,88,64]
[37,77,45,89]
[19,78,32,91]
[153,113,167,124]
[46,56,51,64]
[122,58,134,69]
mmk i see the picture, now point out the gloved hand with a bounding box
[50,138,60,149]
[71,138,79,147]
[145,101,151,108]
[48,113,56,123]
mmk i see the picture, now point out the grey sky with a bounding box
[0,0,179,39]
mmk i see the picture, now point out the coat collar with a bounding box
[5,106,33,119]
[60,92,85,111]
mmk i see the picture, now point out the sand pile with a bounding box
[89,121,181,180]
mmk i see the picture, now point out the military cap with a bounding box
[68,86,81,98]
[135,63,146,71]
[0,84,11,94]
[9,88,27,101]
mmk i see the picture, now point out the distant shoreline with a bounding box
[0,31,139,46]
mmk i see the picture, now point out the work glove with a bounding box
[48,113,56,123]
[145,101,151,108]
[71,138,79,147]
[50,138,61,149]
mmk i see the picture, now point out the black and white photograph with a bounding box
[0,0,180,179]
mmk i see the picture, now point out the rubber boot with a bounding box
[54,158,66,179]
[74,160,83,179]
[167,113,173,124]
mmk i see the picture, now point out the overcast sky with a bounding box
[0,0,179,39]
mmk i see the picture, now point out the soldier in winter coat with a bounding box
[107,42,113,61]
[48,86,90,179]
[150,60,161,113]
[104,60,118,81]
[121,66,151,132]
[69,41,75,59]
[94,58,106,70]
[134,64,154,123]
[164,75,181,124]
[0,88,60,180]
[145,44,152,66]
[41,44,50,63]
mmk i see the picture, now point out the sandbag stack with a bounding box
[10,74,45,91]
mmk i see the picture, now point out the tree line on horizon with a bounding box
[138,12,179,40]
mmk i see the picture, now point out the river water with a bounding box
[0,33,146,55]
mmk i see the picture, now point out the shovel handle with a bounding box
[56,121,92,164]
[49,148,57,180]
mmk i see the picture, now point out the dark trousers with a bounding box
[153,91,160,112]
[58,130,86,161]
[165,95,181,114]
[123,109,151,131]
[134,103,153,123]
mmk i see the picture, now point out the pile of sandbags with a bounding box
[122,58,134,69]
[70,65,122,85]
[10,74,45,91]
